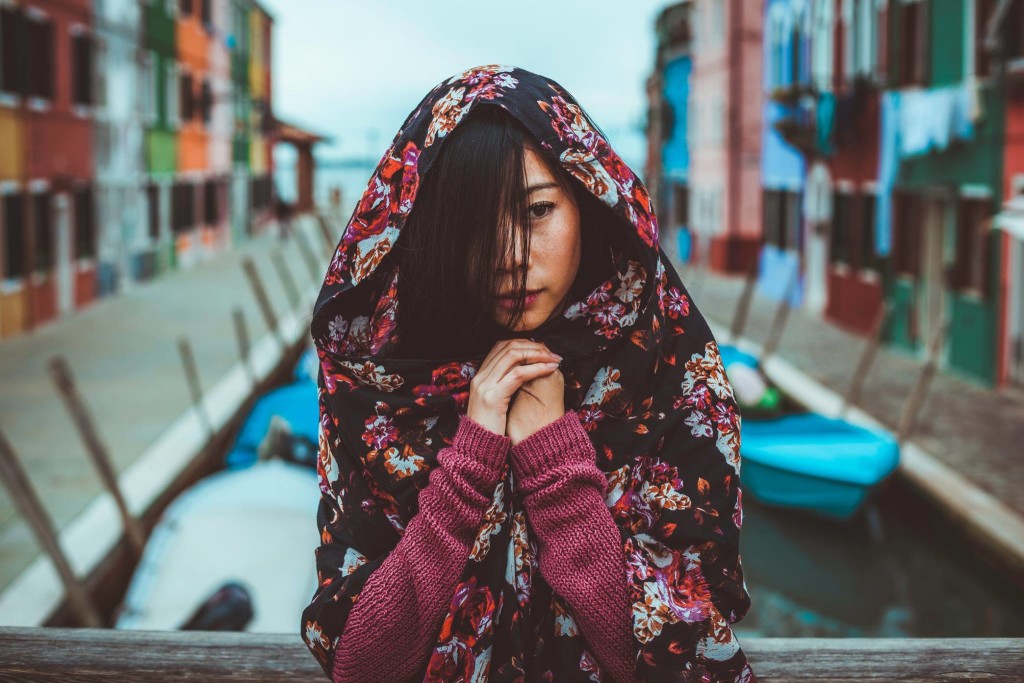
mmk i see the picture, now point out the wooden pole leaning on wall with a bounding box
[48,356,146,557]
[0,428,103,627]
[233,308,256,387]
[760,261,801,362]
[838,301,893,418]
[177,337,213,438]
[895,319,949,446]
[241,257,284,347]
[270,250,302,311]
[292,227,324,285]
[729,256,760,343]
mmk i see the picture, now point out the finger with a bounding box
[493,340,560,373]
[475,339,514,385]
[495,361,559,398]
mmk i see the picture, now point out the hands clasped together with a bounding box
[466,339,565,446]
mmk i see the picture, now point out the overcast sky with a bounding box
[261,0,670,170]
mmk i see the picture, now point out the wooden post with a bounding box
[895,319,949,445]
[47,357,146,557]
[177,337,213,437]
[241,257,283,346]
[270,249,302,311]
[292,227,323,285]
[839,302,892,417]
[315,213,336,255]
[0,428,103,627]
[729,255,760,342]
[232,308,255,386]
[760,260,800,362]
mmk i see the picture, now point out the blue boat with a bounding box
[740,412,900,521]
[293,346,318,384]
[721,344,759,370]
[225,381,319,469]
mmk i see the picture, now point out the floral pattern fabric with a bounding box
[302,64,755,682]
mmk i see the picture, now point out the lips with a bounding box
[496,289,542,310]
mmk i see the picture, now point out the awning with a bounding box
[994,195,1024,241]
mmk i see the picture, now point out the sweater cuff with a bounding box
[509,410,596,484]
[452,414,512,476]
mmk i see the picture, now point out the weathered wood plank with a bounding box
[0,629,1021,682]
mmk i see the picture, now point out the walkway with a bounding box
[0,216,334,591]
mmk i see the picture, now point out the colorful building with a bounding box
[0,0,287,342]
[648,3,693,261]
[0,0,98,338]
[649,0,1022,388]
[686,0,764,275]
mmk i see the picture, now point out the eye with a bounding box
[528,202,554,220]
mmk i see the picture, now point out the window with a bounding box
[179,0,193,17]
[672,184,689,229]
[71,187,95,260]
[201,0,212,27]
[32,193,52,272]
[768,4,788,88]
[27,16,54,100]
[792,5,806,86]
[954,197,994,297]
[200,78,212,123]
[147,183,161,240]
[71,32,93,106]
[203,179,219,224]
[812,0,835,91]
[172,182,195,233]
[898,0,929,86]
[830,191,850,264]
[859,194,879,271]
[1005,0,1024,62]
[180,71,193,121]
[2,194,24,280]
[138,51,155,121]
[0,5,24,96]
[166,62,179,127]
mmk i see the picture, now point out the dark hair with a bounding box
[387,105,622,360]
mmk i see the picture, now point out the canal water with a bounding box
[735,483,1024,638]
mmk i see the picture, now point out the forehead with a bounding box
[522,146,560,188]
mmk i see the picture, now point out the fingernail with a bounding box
[552,354,563,360]
[546,362,559,368]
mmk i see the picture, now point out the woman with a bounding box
[301,65,756,683]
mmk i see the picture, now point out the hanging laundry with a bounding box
[897,82,977,158]
[875,91,901,258]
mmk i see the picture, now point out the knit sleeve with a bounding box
[510,410,638,683]
[303,413,511,683]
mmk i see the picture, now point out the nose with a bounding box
[496,222,530,275]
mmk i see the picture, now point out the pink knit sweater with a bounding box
[330,410,637,683]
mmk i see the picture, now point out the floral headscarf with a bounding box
[301,65,755,682]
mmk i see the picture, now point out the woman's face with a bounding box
[491,145,581,332]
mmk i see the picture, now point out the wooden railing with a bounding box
[0,628,1022,681]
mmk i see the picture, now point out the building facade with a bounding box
[0,0,278,341]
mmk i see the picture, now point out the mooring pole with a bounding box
[47,356,146,557]
[0,428,103,627]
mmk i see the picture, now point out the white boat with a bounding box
[114,458,319,632]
